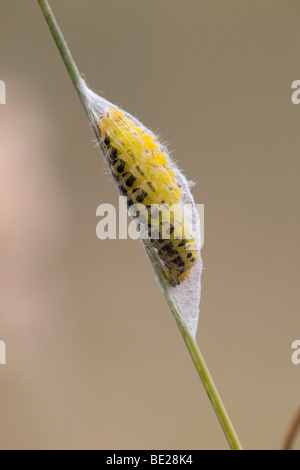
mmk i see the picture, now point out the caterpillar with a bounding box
[97,108,198,286]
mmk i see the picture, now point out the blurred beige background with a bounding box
[0,0,299,450]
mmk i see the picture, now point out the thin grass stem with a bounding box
[37,0,243,450]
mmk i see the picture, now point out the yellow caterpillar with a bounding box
[97,108,198,286]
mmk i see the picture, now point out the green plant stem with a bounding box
[37,0,243,451]
[37,0,95,128]
[145,241,242,450]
